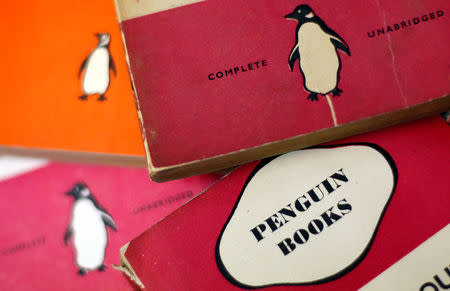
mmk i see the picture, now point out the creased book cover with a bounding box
[116,116,450,290]
[114,0,450,182]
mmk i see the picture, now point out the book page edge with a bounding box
[113,242,146,289]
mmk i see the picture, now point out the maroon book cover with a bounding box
[116,116,450,290]
[115,0,450,181]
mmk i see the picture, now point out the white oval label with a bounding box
[216,143,397,288]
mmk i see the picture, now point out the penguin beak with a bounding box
[94,33,101,39]
[66,190,75,197]
[285,12,297,19]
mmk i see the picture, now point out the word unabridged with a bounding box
[132,190,194,215]
[1,236,46,256]
[367,10,444,38]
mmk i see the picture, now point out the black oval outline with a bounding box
[215,142,398,289]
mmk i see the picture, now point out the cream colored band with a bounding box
[115,0,206,22]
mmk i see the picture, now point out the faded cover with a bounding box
[116,0,449,179]
[0,161,219,290]
[120,116,450,290]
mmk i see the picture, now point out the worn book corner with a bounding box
[113,243,145,289]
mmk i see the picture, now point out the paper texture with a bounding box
[115,0,205,21]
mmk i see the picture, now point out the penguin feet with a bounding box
[78,95,88,101]
[97,95,107,102]
[307,93,319,101]
[77,268,87,276]
[98,265,106,272]
[331,88,342,97]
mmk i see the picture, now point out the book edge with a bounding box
[114,2,157,179]
[0,146,147,167]
[149,95,450,182]
[113,242,146,289]
[113,172,232,288]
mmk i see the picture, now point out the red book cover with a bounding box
[118,116,450,290]
[0,161,219,290]
[115,0,450,181]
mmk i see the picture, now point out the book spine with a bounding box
[113,0,155,178]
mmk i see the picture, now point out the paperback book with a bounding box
[116,116,450,290]
[114,0,450,181]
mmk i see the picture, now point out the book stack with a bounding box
[110,0,449,290]
[1,0,448,290]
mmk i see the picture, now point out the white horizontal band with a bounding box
[115,0,206,22]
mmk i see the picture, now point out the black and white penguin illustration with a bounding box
[78,33,116,102]
[64,182,117,275]
[286,5,350,102]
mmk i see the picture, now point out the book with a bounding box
[116,116,450,290]
[0,0,146,166]
[0,158,220,290]
[114,0,450,182]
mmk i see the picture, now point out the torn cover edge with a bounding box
[113,242,145,289]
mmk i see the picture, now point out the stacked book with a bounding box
[0,0,146,167]
[111,0,449,290]
[2,0,447,290]
[115,0,449,182]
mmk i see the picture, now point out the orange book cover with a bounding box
[0,0,146,164]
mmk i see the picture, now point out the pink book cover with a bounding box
[118,116,450,290]
[0,162,219,290]
[115,0,450,181]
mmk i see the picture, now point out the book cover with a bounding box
[0,159,219,290]
[117,116,450,290]
[115,0,450,181]
[0,0,147,165]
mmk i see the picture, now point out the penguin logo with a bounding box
[78,33,116,102]
[286,5,350,102]
[64,182,117,275]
